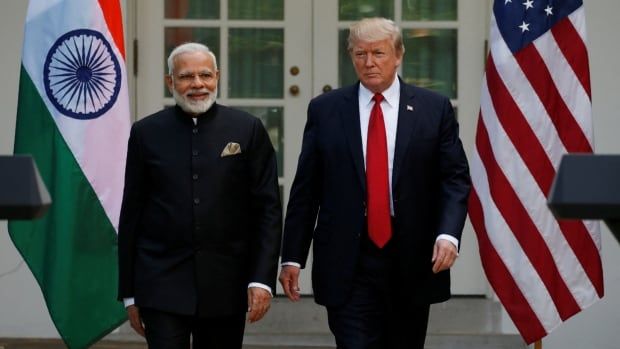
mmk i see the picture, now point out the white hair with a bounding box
[167,42,218,75]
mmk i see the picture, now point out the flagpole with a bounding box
[534,340,542,349]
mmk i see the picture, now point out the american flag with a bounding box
[468,0,603,344]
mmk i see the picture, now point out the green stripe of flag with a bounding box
[9,66,126,349]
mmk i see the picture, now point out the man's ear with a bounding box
[165,75,173,93]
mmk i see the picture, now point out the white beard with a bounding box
[172,87,217,115]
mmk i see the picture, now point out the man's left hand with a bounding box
[432,239,458,273]
[247,287,271,323]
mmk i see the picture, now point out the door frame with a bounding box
[127,0,490,296]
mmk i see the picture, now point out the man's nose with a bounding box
[190,75,205,87]
[364,54,374,67]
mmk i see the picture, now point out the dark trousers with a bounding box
[140,308,246,349]
[326,237,430,349]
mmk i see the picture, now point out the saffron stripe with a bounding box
[98,0,125,58]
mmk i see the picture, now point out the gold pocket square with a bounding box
[221,142,242,157]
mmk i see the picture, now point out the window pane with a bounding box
[235,106,284,177]
[339,0,394,20]
[402,0,457,21]
[164,27,220,97]
[165,0,219,19]
[402,29,457,98]
[228,0,283,20]
[228,29,284,98]
[338,30,358,87]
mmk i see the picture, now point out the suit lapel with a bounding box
[392,81,417,192]
[339,84,367,194]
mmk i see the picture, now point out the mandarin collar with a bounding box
[173,103,217,124]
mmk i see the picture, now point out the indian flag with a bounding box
[8,0,130,348]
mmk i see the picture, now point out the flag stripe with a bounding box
[474,114,581,320]
[471,2,603,343]
[470,135,561,333]
[514,44,592,153]
[468,188,547,344]
[552,16,591,98]
[9,67,126,349]
[480,76,597,310]
[489,16,567,170]
[97,0,125,58]
[8,1,130,347]
[488,21,601,298]
[486,46,602,306]
[20,0,130,233]
[557,220,604,296]
[533,30,593,146]
[485,55,556,194]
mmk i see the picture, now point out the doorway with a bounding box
[131,0,488,296]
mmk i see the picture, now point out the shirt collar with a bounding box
[359,74,400,108]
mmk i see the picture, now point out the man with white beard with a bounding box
[117,42,282,349]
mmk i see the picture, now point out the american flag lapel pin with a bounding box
[406,105,413,112]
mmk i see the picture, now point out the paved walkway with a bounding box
[1,297,527,348]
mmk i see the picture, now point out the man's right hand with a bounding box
[126,305,145,337]
[279,265,301,302]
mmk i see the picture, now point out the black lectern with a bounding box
[0,155,51,219]
[548,154,620,242]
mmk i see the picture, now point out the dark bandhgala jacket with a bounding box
[118,104,282,317]
[282,80,471,307]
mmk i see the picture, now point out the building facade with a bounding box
[1,1,619,348]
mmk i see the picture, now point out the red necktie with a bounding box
[366,93,392,248]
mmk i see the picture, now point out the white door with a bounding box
[132,0,488,296]
[311,0,488,295]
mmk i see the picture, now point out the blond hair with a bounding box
[348,17,404,56]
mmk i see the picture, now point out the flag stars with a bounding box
[519,21,530,32]
[544,5,553,16]
[523,0,534,10]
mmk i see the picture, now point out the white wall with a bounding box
[0,0,619,345]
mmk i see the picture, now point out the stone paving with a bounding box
[1,297,527,348]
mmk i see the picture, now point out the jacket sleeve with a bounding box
[281,101,321,268]
[247,117,283,292]
[117,124,146,300]
[437,97,471,242]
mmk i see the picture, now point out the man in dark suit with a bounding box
[279,18,470,348]
[118,42,282,348]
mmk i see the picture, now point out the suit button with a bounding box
[195,226,201,231]
[192,174,198,180]
[194,198,200,205]
[192,128,198,134]
[192,150,198,156]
